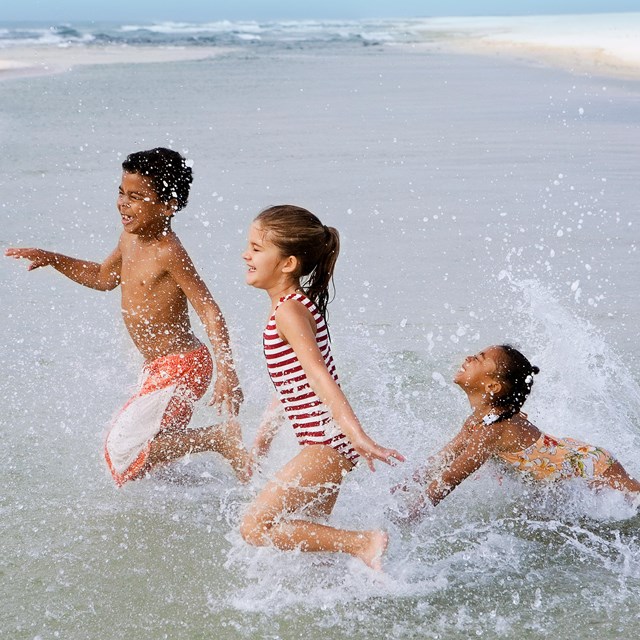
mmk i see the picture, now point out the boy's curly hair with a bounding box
[122,148,193,211]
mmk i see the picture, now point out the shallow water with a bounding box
[2,42,640,639]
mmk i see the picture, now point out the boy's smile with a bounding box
[117,172,172,237]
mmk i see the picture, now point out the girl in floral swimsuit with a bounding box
[397,344,640,519]
[239,205,404,569]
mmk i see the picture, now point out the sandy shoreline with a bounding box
[413,39,640,81]
[0,44,235,80]
[410,14,640,81]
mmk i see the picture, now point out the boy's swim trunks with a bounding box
[104,344,212,486]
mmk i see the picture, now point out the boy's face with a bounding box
[117,171,173,236]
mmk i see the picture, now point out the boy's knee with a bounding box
[240,511,271,546]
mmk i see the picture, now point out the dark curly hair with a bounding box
[491,345,540,420]
[122,148,193,211]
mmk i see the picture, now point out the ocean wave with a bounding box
[0,18,423,49]
[1,14,640,57]
[119,20,264,35]
[0,24,95,48]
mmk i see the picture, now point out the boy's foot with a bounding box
[193,422,251,484]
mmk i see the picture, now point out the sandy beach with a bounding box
[412,13,640,80]
[0,44,234,79]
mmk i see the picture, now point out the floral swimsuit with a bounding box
[481,412,616,482]
[498,433,616,482]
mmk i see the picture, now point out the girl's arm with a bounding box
[410,425,472,485]
[390,426,472,523]
[166,240,242,415]
[6,246,122,291]
[425,425,500,506]
[276,300,404,471]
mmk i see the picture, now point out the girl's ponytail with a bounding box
[304,225,339,319]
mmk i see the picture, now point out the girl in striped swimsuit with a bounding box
[240,205,404,570]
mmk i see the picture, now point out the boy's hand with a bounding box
[5,247,56,270]
[209,368,244,416]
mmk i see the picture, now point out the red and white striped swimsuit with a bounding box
[263,293,359,464]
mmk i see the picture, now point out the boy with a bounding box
[6,148,249,485]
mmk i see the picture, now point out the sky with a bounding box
[1,0,639,22]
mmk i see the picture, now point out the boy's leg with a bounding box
[240,445,387,569]
[193,420,251,482]
[147,418,250,482]
[105,346,215,485]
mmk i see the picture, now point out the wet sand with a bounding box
[0,44,235,80]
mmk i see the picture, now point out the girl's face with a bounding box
[454,346,502,392]
[242,222,291,290]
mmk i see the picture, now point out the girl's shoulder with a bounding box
[275,292,319,318]
[272,293,326,341]
[455,419,505,459]
[462,415,497,433]
[496,414,542,452]
[462,414,510,442]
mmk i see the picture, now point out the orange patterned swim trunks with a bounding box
[104,344,212,486]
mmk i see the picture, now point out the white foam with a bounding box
[119,20,264,35]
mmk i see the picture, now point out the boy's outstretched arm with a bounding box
[6,246,122,291]
[166,242,243,416]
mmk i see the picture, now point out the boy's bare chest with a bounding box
[120,245,170,293]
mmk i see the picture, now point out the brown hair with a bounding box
[255,205,339,319]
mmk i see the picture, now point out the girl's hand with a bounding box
[5,247,55,270]
[245,447,262,477]
[352,435,405,472]
[390,464,435,495]
[210,369,244,416]
[242,452,256,481]
[388,487,433,526]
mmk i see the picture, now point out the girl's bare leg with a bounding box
[147,419,251,482]
[601,461,640,494]
[240,445,388,570]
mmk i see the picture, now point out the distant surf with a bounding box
[2,14,639,80]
